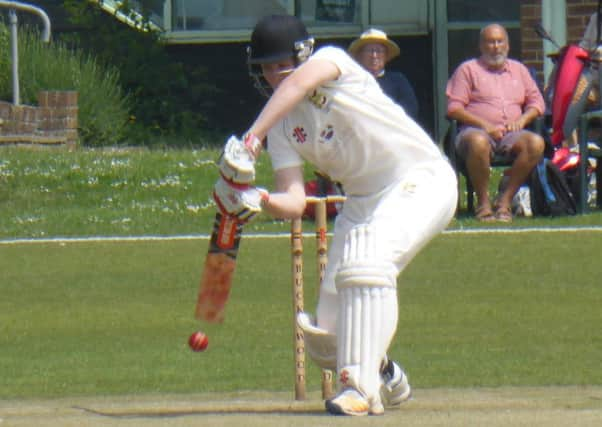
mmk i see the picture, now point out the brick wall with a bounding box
[566,0,597,43]
[38,91,79,144]
[0,90,78,146]
[520,1,543,81]
[521,0,598,83]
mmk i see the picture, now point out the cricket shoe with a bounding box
[380,358,412,407]
[325,387,384,416]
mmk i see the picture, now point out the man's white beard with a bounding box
[483,53,507,67]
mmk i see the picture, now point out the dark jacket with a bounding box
[377,71,419,120]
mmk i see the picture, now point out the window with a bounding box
[172,0,293,30]
[370,0,427,33]
[167,0,428,40]
[302,0,359,25]
[446,0,522,73]
[447,0,521,22]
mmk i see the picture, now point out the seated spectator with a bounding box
[349,28,419,120]
[446,23,545,222]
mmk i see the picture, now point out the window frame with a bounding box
[163,0,430,43]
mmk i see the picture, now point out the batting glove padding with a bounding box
[218,134,261,184]
[297,312,337,370]
[213,177,267,222]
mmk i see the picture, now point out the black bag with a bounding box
[529,158,577,216]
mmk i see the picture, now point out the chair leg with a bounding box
[466,176,474,214]
[455,172,462,215]
[594,157,602,209]
[578,116,589,214]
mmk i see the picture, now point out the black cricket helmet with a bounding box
[247,15,314,97]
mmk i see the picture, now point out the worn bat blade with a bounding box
[195,212,243,323]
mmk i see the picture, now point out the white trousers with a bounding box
[315,159,456,399]
[316,160,457,332]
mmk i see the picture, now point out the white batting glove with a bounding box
[218,134,262,184]
[213,176,269,222]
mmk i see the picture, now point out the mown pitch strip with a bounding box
[3,387,602,427]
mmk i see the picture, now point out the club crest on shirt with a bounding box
[319,125,334,143]
[339,369,350,385]
[293,126,307,144]
[308,89,328,108]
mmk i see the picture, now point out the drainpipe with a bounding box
[541,0,566,86]
[432,0,448,143]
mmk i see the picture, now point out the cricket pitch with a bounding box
[2,386,602,426]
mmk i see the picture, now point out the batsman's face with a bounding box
[261,59,296,89]
[358,43,387,76]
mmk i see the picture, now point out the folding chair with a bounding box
[576,111,602,212]
[443,118,544,214]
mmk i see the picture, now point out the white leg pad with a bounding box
[336,225,397,290]
[297,312,337,370]
[337,285,398,402]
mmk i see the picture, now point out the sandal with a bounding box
[495,206,513,223]
[475,205,495,222]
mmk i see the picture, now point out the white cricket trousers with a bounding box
[316,159,458,332]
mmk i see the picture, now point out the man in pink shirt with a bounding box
[446,23,545,222]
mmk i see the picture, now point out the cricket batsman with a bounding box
[213,14,457,416]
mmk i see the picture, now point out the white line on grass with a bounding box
[1,226,602,245]
[443,226,602,234]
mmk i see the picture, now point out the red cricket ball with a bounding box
[188,331,209,352]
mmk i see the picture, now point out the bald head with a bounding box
[480,24,508,42]
[479,24,509,69]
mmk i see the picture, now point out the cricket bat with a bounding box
[195,211,243,323]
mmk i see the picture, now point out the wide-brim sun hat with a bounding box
[348,28,400,62]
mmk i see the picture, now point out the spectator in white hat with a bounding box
[349,28,419,120]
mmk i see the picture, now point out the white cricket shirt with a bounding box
[267,46,444,196]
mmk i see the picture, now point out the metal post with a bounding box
[0,1,52,106]
[9,8,19,105]
[432,0,449,144]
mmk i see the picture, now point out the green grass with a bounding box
[1,232,601,399]
[1,145,602,241]
[401,233,602,387]
[1,145,602,401]
[0,145,321,238]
